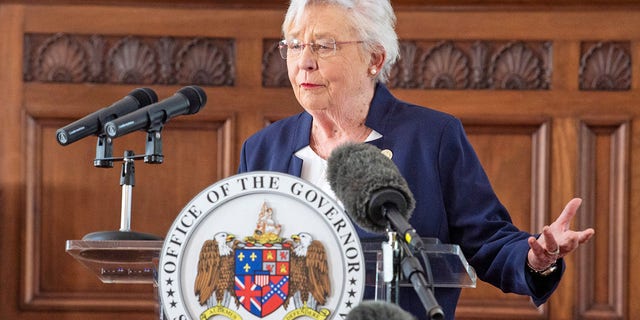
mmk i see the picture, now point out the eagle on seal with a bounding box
[194,232,239,308]
[284,232,331,310]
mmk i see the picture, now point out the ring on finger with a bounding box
[545,247,560,256]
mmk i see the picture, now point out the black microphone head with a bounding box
[103,86,207,138]
[346,300,416,320]
[128,87,158,107]
[55,87,157,146]
[177,85,207,114]
[326,142,415,233]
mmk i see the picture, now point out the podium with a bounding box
[65,236,476,319]
[66,240,163,284]
[65,171,476,320]
[66,239,166,320]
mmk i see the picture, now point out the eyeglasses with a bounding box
[278,38,364,59]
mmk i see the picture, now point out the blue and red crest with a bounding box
[234,246,291,317]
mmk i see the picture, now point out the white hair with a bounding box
[282,0,399,83]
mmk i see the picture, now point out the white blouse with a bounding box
[294,130,382,201]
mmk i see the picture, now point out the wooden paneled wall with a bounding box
[1,1,638,319]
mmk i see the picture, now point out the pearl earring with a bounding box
[370,68,377,75]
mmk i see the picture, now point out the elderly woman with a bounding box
[238,0,594,319]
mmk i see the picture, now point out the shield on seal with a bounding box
[234,246,290,317]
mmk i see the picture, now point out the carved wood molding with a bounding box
[263,39,553,90]
[265,39,633,91]
[577,119,629,319]
[262,39,289,88]
[23,33,236,86]
[408,40,551,90]
[579,41,631,91]
[24,34,633,92]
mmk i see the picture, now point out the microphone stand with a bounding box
[83,149,162,241]
[144,126,164,164]
[84,120,167,240]
[94,135,114,168]
[399,240,444,320]
[368,191,444,318]
[382,231,401,304]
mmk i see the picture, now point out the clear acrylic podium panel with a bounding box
[66,237,474,320]
[66,238,476,287]
[66,240,164,284]
[361,237,476,297]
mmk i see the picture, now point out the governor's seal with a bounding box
[159,171,365,320]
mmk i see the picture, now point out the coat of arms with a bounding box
[194,202,331,320]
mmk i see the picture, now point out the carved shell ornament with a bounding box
[107,36,157,84]
[262,40,290,88]
[420,41,469,89]
[176,38,232,86]
[388,41,419,88]
[86,35,106,83]
[490,42,542,90]
[156,37,178,85]
[580,42,631,91]
[35,33,88,82]
[470,41,489,89]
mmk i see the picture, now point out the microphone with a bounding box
[103,85,207,138]
[327,142,445,320]
[55,88,158,146]
[326,142,424,251]
[346,300,416,320]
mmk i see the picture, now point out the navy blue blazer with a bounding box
[239,83,563,319]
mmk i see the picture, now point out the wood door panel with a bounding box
[456,120,549,319]
[1,1,638,319]
[24,114,234,312]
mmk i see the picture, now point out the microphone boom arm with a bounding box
[399,240,445,320]
[369,188,443,319]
